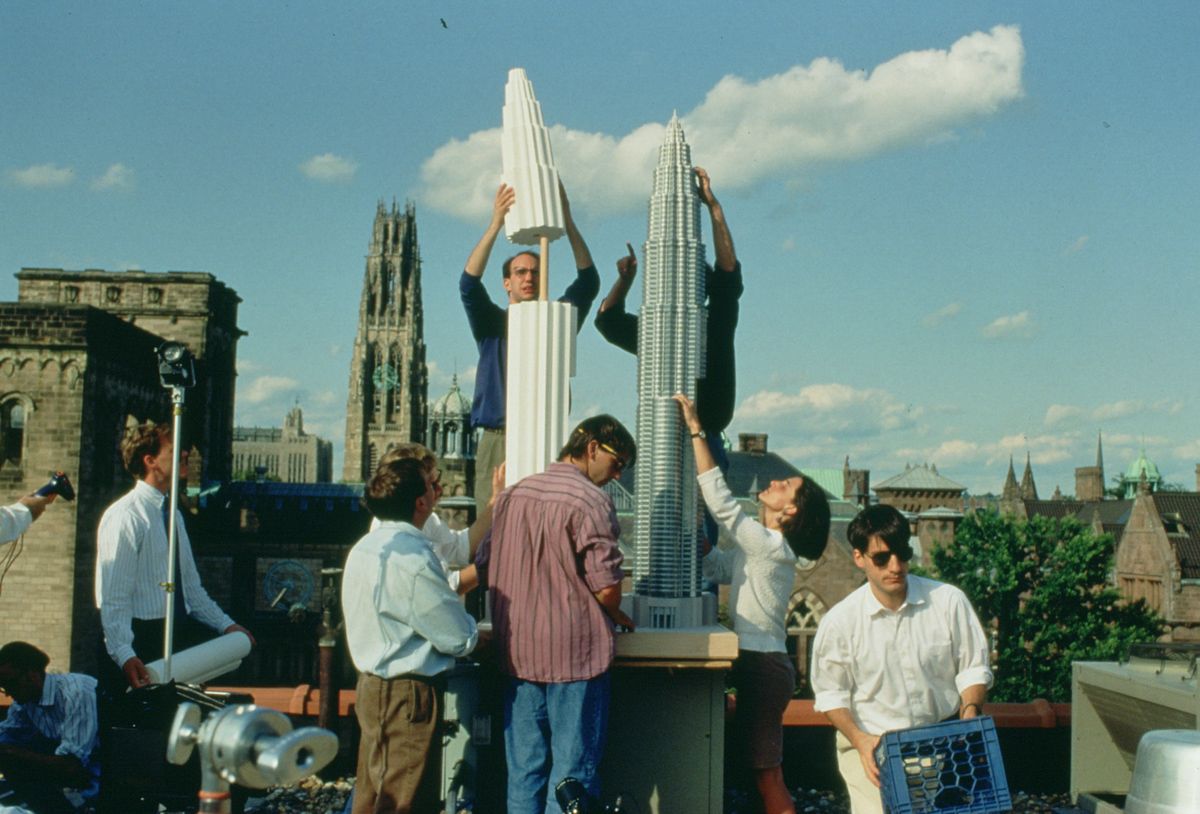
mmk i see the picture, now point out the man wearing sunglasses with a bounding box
[484,414,637,814]
[810,505,992,814]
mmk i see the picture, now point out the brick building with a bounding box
[0,304,168,670]
[16,268,243,482]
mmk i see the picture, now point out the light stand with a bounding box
[156,341,197,684]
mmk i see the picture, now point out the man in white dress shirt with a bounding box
[810,504,993,814]
[342,456,478,813]
[369,443,502,595]
[95,423,252,691]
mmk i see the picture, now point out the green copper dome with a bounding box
[1124,449,1162,482]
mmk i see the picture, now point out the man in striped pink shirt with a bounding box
[487,415,636,814]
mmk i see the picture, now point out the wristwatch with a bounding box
[690,429,706,440]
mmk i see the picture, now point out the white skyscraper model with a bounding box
[630,115,713,629]
[499,68,575,485]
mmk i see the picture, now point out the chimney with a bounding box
[738,433,768,455]
[1075,466,1103,503]
[1195,463,1199,493]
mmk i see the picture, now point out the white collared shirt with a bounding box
[95,480,236,668]
[341,520,477,678]
[811,575,993,735]
[368,511,469,591]
[0,502,32,544]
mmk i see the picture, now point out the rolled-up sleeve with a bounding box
[810,617,854,713]
[577,501,623,593]
[951,593,994,693]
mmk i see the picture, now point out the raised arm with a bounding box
[465,184,516,278]
[695,167,736,272]
[599,242,638,314]
[559,180,594,270]
[674,393,718,475]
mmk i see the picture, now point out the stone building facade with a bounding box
[425,376,475,529]
[342,202,428,482]
[232,404,333,483]
[16,268,243,482]
[0,304,168,670]
[873,463,966,513]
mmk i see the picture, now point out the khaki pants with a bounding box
[474,428,505,513]
[353,672,441,814]
[835,731,884,814]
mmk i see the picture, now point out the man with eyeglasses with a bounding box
[482,414,637,814]
[460,180,599,516]
[810,505,992,814]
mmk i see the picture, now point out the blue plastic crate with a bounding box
[873,716,1012,814]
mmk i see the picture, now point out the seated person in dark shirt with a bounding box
[0,641,100,814]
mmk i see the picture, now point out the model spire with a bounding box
[630,116,709,627]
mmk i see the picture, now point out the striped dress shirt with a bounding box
[95,480,235,668]
[0,672,101,799]
[489,462,624,683]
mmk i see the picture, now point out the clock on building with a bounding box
[371,363,401,392]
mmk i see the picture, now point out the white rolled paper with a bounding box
[501,68,565,246]
[144,631,252,685]
[504,301,577,486]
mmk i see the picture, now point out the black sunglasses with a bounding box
[868,548,913,568]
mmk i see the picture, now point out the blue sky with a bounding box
[3,2,1198,494]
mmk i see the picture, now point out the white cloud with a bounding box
[735,382,919,437]
[1064,235,1089,255]
[1175,439,1200,460]
[420,25,1025,218]
[8,163,75,188]
[1044,404,1084,427]
[241,375,300,404]
[1092,400,1143,421]
[981,310,1034,339]
[91,163,134,190]
[300,153,358,183]
[897,431,1076,470]
[922,302,962,327]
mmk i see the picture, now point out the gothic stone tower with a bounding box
[343,201,428,482]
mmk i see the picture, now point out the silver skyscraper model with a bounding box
[630,115,713,629]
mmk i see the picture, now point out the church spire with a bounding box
[1002,456,1020,501]
[1020,452,1039,500]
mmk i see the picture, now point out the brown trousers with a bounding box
[353,672,442,814]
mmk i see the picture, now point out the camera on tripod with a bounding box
[157,342,196,389]
[555,777,627,814]
[35,471,75,501]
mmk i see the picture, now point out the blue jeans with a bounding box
[504,672,611,814]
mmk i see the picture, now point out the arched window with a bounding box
[1,397,28,469]
[786,589,828,697]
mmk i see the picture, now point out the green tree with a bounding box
[925,511,1164,702]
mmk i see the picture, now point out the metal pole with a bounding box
[162,386,187,682]
[317,568,343,731]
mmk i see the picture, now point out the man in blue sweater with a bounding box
[459,181,599,511]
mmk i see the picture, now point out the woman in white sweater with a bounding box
[675,393,830,814]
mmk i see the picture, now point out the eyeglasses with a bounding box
[597,443,629,472]
[867,548,913,568]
